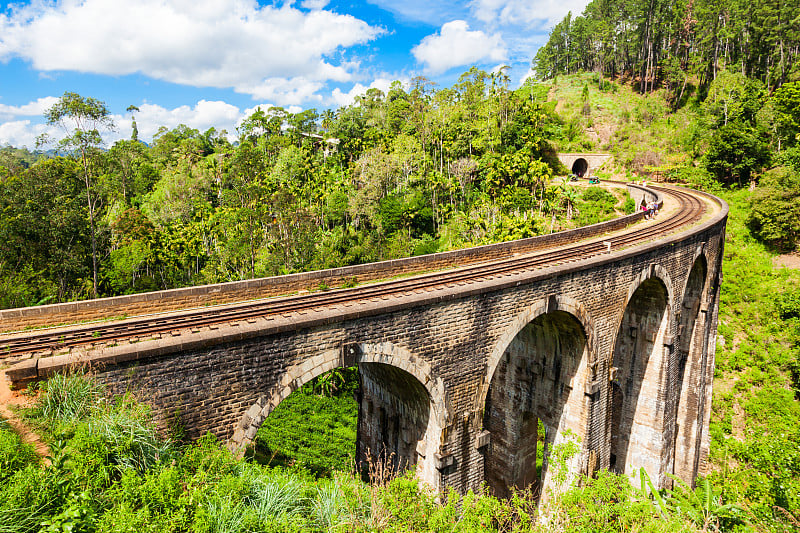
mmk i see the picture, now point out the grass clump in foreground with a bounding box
[0,371,756,533]
[0,417,38,483]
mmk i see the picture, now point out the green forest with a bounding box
[2,0,800,530]
[0,75,588,307]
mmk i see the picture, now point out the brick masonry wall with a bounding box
[7,187,723,497]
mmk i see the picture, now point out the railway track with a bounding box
[1,185,707,359]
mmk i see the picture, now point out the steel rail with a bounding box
[1,186,706,358]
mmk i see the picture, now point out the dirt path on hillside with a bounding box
[0,369,50,462]
[774,254,800,269]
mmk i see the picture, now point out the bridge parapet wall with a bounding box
[0,185,659,333]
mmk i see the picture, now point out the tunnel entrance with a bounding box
[609,277,669,480]
[571,158,589,177]
[483,310,589,502]
[673,256,707,482]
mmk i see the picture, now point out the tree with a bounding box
[44,92,115,298]
[127,105,140,141]
[703,70,765,127]
[774,81,800,148]
[0,157,91,302]
[749,166,800,250]
[105,139,151,205]
[704,122,769,186]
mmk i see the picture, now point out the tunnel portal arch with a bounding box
[571,158,588,177]
[556,153,611,178]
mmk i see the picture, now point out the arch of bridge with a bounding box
[477,294,597,417]
[480,300,593,502]
[673,251,710,481]
[613,264,675,344]
[232,341,452,450]
[680,245,710,308]
[607,264,674,483]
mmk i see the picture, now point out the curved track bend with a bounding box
[1,185,708,359]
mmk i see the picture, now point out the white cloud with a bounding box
[0,0,382,104]
[113,100,243,143]
[519,67,537,86]
[470,0,592,27]
[0,120,56,149]
[236,77,327,106]
[330,78,395,107]
[0,96,60,120]
[412,20,506,75]
[301,0,330,9]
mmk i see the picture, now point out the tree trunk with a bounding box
[81,148,99,299]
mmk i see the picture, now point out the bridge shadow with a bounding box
[483,309,589,502]
[673,256,707,482]
[609,277,669,479]
[357,362,435,480]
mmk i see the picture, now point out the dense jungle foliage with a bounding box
[2,0,800,529]
[0,76,621,308]
[534,0,799,96]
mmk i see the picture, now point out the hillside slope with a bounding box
[547,73,800,527]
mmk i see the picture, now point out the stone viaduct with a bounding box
[3,184,726,501]
[557,153,612,177]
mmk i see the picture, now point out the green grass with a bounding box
[0,371,733,532]
[253,371,358,478]
[706,187,800,527]
[0,417,37,484]
[547,73,703,174]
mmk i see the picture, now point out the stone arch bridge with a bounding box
[3,183,726,499]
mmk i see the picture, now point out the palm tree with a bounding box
[321,109,335,133]
[558,184,580,220]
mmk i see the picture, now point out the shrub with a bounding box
[85,394,176,475]
[98,467,194,533]
[575,187,619,226]
[749,166,800,251]
[557,470,690,532]
[776,286,800,320]
[705,122,770,186]
[0,452,81,533]
[379,472,436,532]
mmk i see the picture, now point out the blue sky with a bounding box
[0,0,590,148]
